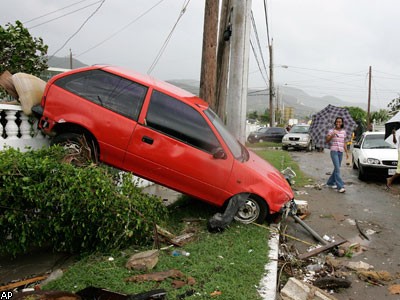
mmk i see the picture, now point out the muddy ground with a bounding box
[280,149,400,299]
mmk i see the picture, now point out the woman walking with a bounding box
[326,117,348,193]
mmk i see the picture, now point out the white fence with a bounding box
[0,103,49,151]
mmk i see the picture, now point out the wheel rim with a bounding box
[234,198,260,224]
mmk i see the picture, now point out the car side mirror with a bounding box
[213,148,227,160]
[353,144,360,149]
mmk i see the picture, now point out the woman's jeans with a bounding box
[327,150,344,189]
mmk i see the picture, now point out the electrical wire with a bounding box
[75,0,165,58]
[147,0,191,75]
[49,0,106,60]
[24,0,93,24]
[250,11,269,83]
[250,38,268,85]
[28,1,103,30]
[263,0,271,47]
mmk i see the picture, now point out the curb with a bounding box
[258,223,280,299]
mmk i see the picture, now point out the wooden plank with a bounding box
[0,275,48,291]
[298,239,347,260]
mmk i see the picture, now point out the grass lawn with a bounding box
[42,147,310,299]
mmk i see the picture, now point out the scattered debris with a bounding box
[125,249,159,271]
[76,286,167,300]
[355,219,369,240]
[346,261,374,271]
[280,277,338,300]
[313,277,351,290]
[388,284,400,295]
[357,270,394,285]
[298,239,347,260]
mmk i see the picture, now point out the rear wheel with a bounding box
[51,133,98,165]
[282,145,288,150]
[234,195,268,224]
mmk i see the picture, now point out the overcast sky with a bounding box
[2,0,400,110]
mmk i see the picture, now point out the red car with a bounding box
[34,65,294,224]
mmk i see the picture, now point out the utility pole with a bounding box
[199,0,218,109]
[269,40,275,127]
[367,66,372,130]
[215,0,231,122]
[69,49,73,69]
[226,0,252,143]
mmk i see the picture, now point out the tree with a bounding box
[370,109,390,124]
[344,106,367,125]
[0,21,48,77]
[387,96,400,113]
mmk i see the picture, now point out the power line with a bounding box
[24,0,94,24]
[49,0,106,60]
[147,0,191,75]
[250,11,269,83]
[28,1,103,30]
[76,0,165,58]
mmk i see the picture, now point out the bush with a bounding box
[0,146,168,257]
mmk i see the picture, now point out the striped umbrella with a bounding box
[309,104,357,149]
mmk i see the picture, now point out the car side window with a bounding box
[146,90,220,153]
[54,70,147,121]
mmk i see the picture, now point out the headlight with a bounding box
[301,137,309,142]
[365,158,380,165]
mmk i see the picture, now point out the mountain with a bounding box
[169,79,376,118]
[47,56,87,69]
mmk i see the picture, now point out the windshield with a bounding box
[290,126,309,134]
[204,109,245,160]
[362,134,396,149]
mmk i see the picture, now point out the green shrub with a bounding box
[0,146,168,257]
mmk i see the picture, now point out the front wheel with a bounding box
[234,196,268,224]
[357,161,366,180]
[306,142,313,152]
[51,132,98,165]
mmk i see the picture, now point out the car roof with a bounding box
[51,65,209,109]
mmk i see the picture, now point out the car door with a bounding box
[123,90,234,203]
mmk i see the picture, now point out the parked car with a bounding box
[247,127,287,143]
[33,65,294,224]
[282,124,313,151]
[352,131,398,180]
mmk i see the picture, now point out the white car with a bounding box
[352,131,398,180]
[282,124,313,151]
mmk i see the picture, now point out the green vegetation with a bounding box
[0,21,48,76]
[0,146,167,257]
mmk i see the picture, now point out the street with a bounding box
[282,149,400,299]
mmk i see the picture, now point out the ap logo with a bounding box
[0,292,13,300]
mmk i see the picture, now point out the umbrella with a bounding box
[384,111,400,140]
[309,104,357,149]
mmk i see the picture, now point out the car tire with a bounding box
[357,160,366,180]
[258,138,264,143]
[352,156,357,169]
[306,142,313,152]
[51,132,98,165]
[282,145,288,151]
[234,195,268,224]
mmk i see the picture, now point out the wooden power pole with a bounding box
[199,0,218,108]
[367,66,372,130]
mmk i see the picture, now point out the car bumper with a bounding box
[359,164,397,177]
[282,141,309,149]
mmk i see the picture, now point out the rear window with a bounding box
[54,69,148,120]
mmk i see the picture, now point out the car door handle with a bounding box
[142,136,154,145]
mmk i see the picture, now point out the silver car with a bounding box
[282,124,313,151]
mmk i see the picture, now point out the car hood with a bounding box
[362,148,398,160]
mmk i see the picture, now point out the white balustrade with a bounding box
[0,103,49,151]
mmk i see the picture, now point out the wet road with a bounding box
[283,149,400,299]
